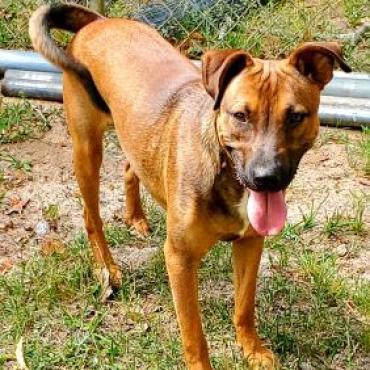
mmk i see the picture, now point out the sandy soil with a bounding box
[0,99,368,279]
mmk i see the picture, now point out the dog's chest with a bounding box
[209,169,251,240]
[237,190,249,226]
[234,191,250,236]
[215,189,250,241]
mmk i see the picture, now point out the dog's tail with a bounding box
[29,4,109,112]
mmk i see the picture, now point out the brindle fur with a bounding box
[29,4,350,369]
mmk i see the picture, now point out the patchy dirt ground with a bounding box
[0,99,369,279]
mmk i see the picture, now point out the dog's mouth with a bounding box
[229,151,294,237]
[235,170,289,237]
[246,189,287,237]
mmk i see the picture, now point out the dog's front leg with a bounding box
[164,238,212,370]
[232,236,278,369]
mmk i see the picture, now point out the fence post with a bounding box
[89,0,105,15]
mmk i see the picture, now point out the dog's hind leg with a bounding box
[64,73,122,290]
[123,160,151,237]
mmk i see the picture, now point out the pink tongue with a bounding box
[247,190,287,236]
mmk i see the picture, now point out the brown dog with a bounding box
[29,4,351,369]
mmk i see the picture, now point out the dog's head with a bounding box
[202,42,351,235]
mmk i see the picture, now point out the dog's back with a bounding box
[29,4,200,121]
[69,18,200,119]
[30,4,206,207]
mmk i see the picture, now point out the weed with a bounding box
[342,0,370,26]
[104,224,132,247]
[318,128,349,147]
[0,100,56,144]
[350,193,366,233]
[322,193,367,237]
[299,204,318,230]
[324,210,350,237]
[0,0,72,49]
[281,222,301,241]
[358,126,370,176]
[42,203,60,222]
[0,152,33,172]
[300,251,348,301]
[346,126,370,177]
[359,328,370,353]
[353,281,370,316]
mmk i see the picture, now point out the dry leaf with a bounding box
[96,267,113,303]
[5,195,30,215]
[40,238,66,256]
[16,337,29,370]
[359,178,370,186]
[0,218,14,231]
[0,258,13,274]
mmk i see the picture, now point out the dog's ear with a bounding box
[202,49,253,110]
[289,42,351,88]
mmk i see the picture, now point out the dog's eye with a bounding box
[232,111,247,122]
[288,111,307,126]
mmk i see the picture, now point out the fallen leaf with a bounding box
[40,238,66,256]
[16,337,29,370]
[5,195,30,215]
[319,154,330,162]
[24,223,34,232]
[0,258,13,274]
[359,178,370,186]
[0,219,14,231]
[142,322,151,333]
[96,267,113,303]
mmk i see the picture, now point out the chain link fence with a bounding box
[15,0,272,58]
[104,0,369,67]
[122,0,270,57]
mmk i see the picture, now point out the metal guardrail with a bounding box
[1,50,369,128]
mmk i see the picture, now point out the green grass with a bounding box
[0,100,59,144]
[299,203,317,230]
[0,0,72,49]
[0,201,368,369]
[0,150,33,205]
[323,194,367,237]
[359,127,370,175]
[0,0,35,48]
[42,203,60,222]
[342,0,370,26]
[353,281,370,316]
[0,151,33,172]
[319,126,370,177]
[346,126,370,177]
[318,129,350,147]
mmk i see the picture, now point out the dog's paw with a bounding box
[125,217,151,237]
[245,348,278,370]
[108,263,123,289]
[237,335,279,369]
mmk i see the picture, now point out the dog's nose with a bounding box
[252,166,282,191]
